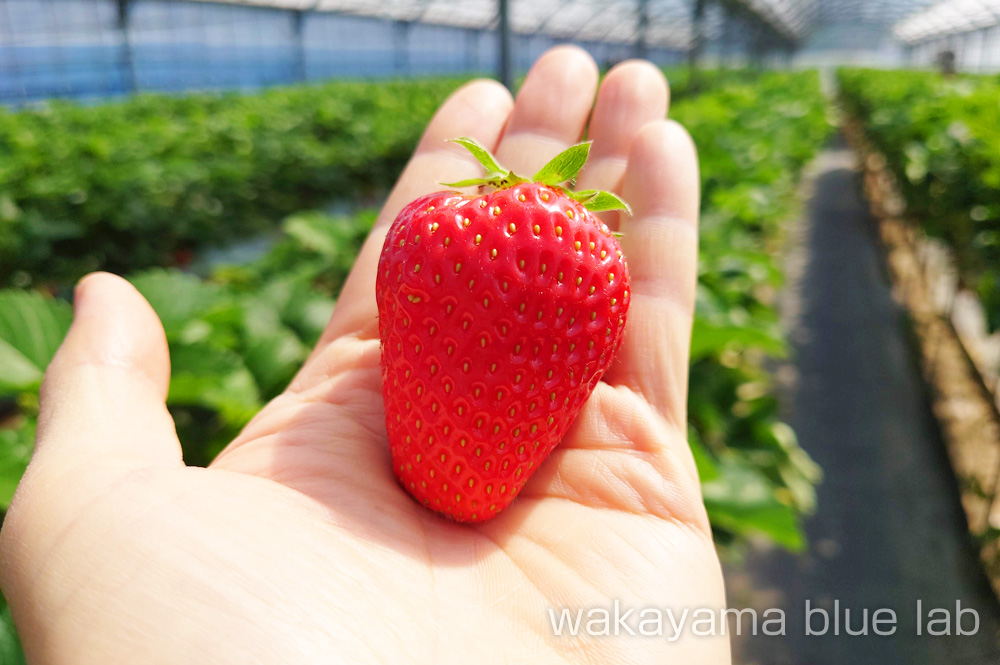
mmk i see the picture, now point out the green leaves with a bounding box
[283,212,348,258]
[441,137,526,189]
[238,295,310,397]
[702,459,806,551]
[131,269,226,340]
[532,142,591,185]
[43,209,351,464]
[445,137,630,213]
[119,208,355,424]
[678,70,831,551]
[0,593,26,665]
[447,137,505,176]
[167,343,260,424]
[689,320,786,362]
[0,77,466,287]
[438,177,502,188]
[0,417,35,510]
[568,190,632,215]
[0,294,69,512]
[0,290,72,394]
[840,68,1000,332]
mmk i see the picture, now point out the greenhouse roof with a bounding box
[192,0,815,48]
[815,0,940,25]
[187,0,1000,49]
[894,0,1000,43]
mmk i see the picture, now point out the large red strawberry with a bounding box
[376,138,630,522]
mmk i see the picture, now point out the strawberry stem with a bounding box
[441,136,632,215]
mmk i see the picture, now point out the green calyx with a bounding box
[441,137,632,215]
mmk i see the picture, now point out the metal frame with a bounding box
[895,0,1000,44]
[22,0,970,105]
[179,0,811,50]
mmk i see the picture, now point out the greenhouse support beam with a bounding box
[720,2,736,66]
[718,0,796,61]
[293,10,307,82]
[722,0,797,52]
[116,0,138,93]
[498,0,513,90]
[465,28,480,73]
[393,20,411,76]
[688,0,707,70]
[635,0,650,60]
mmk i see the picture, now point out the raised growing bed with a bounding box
[842,98,1000,602]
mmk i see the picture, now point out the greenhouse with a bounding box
[0,0,999,663]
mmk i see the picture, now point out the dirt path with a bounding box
[726,135,1000,664]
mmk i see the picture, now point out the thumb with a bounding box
[32,272,182,468]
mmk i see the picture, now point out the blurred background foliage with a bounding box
[0,70,830,554]
[0,79,461,287]
[839,68,1000,331]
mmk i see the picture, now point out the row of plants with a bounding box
[0,66,764,291]
[838,68,1000,331]
[664,66,765,100]
[0,69,829,546]
[672,70,830,550]
[0,78,464,288]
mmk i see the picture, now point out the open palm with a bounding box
[0,47,728,664]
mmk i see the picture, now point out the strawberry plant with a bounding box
[0,210,370,474]
[673,71,830,549]
[0,79,464,288]
[839,68,1000,330]
[0,66,778,291]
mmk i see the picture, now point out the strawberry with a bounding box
[376,138,630,522]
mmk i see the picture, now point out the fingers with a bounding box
[311,79,514,349]
[32,272,182,467]
[603,121,701,427]
[493,45,599,175]
[576,60,670,229]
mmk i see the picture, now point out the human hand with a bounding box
[0,47,728,664]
